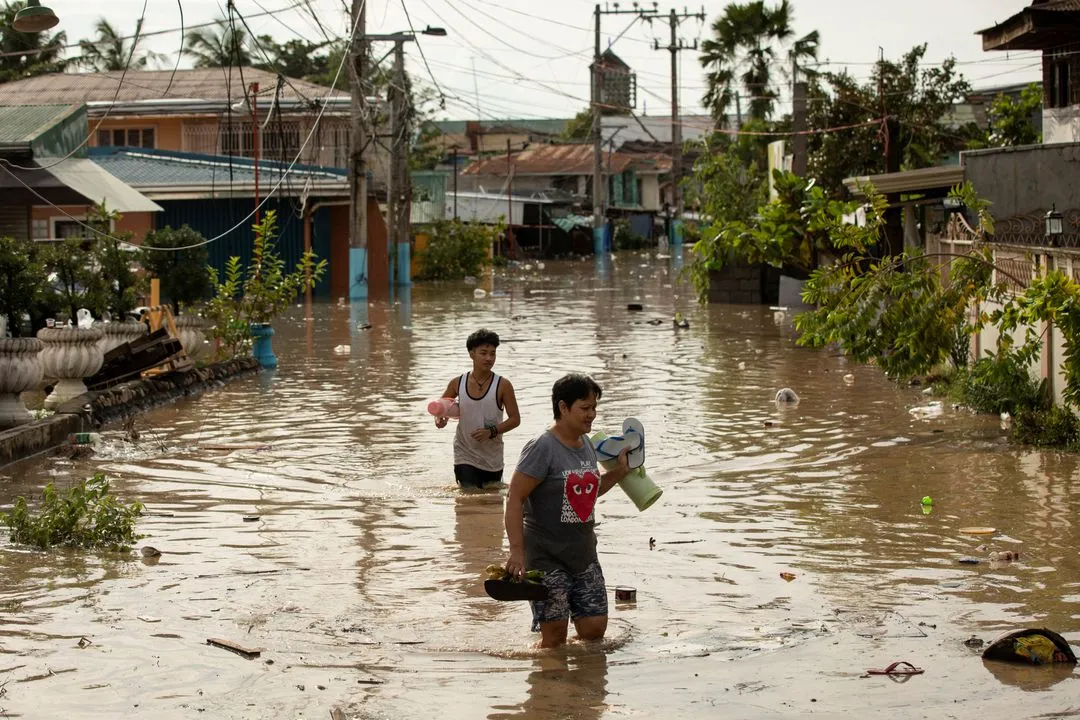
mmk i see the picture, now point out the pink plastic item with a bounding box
[427,397,460,418]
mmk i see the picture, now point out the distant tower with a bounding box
[594,48,636,116]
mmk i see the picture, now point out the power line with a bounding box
[2,0,150,172]
[399,0,446,106]
[0,0,369,252]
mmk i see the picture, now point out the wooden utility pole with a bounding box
[592,3,659,240]
[452,147,458,219]
[652,7,704,220]
[348,0,368,299]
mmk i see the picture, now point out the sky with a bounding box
[46,0,1044,122]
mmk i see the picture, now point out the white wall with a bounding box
[1043,106,1080,144]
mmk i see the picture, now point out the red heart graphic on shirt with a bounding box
[565,471,600,522]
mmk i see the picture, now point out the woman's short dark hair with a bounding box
[466,328,500,352]
[552,373,602,419]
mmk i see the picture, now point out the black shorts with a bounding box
[454,465,504,488]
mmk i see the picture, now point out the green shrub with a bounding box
[140,225,212,315]
[613,219,650,251]
[416,219,501,281]
[0,473,143,551]
[1012,405,1080,448]
[950,351,1047,416]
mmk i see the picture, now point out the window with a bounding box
[1049,58,1071,109]
[50,216,114,242]
[219,121,303,161]
[96,128,155,148]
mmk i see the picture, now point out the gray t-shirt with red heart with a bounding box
[516,430,601,575]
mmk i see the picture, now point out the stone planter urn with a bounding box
[0,337,44,429]
[37,327,105,409]
[174,314,210,361]
[96,320,148,356]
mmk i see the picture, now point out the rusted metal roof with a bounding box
[0,68,345,106]
[463,143,670,177]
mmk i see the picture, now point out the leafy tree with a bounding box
[805,44,971,195]
[0,1,68,83]
[140,225,212,315]
[699,0,819,124]
[87,203,144,319]
[794,182,1004,380]
[561,108,594,141]
[253,36,333,82]
[183,19,250,68]
[76,17,167,71]
[966,82,1043,148]
[41,238,107,323]
[0,235,46,337]
[416,219,501,281]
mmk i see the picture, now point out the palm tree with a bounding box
[0,1,68,83]
[699,0,819,126]
[77,18,168,72]
[183,19,250,68]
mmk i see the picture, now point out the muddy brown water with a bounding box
[1,252,1078,719]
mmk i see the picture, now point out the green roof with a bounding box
[0,104,83,146]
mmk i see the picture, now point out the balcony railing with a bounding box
[181,118,351,170]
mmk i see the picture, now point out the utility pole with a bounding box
[452,147,458,219]
[790,59,808,178]
[387,39,411,292]
[506,137,513,259]
[592,3,659,247]
[348,0,368,299]
[652,7,704,221]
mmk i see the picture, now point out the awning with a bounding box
[553,214,593,233]
[41,157,163,213]
[843,165,965,197]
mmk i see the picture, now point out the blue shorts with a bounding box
[530,561,608,631]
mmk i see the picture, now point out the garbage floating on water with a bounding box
[333,345,350,354]
[909,401,944,419]
[843,374,855,384]
[473,288,487,298]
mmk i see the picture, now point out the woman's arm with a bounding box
[504,470,541,579]
[598,448,630,496]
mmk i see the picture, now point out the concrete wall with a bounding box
[707,264,781,305]
[964,143,1080,221]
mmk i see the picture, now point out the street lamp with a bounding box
[420,25,447,36]
[1045,204,1063,247]
[12,0,59,32]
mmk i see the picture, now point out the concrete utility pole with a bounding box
[791,59,808,178]
[652,7,704,220]
[592,3,659,243]
[388,38,411,289]
[348,0,368,299]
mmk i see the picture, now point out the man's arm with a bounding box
[496,379,521,437]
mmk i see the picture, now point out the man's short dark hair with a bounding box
[552,373,602,419]
[467,328,500,352]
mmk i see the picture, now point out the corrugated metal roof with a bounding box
[464,143,633,176]
[0,69,345,106]
[463,143,671,177]
[89,147,346,191]
[0,104,82,144]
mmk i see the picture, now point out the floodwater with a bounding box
[1,251,1079,719]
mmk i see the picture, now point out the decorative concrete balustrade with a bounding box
[0,337,44,429]
[37,327,105,409]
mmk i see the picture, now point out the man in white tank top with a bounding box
[434,329,521,488]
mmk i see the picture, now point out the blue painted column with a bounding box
[349,247,368,299]
[396,242,411,286]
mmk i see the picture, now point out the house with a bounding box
[461,142,671,211]
[0,104,162,244]
[431,118,570,161]
[977,0,1080,143]
[0,68,364,172]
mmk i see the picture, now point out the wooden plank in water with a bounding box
[206,637,263,659]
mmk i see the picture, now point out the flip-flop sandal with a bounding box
[484,579,549,602]
[866,661,924,676]
[623,417,646,469]
[594,431,643,463]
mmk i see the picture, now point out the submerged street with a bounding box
[1,254,1078,718]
